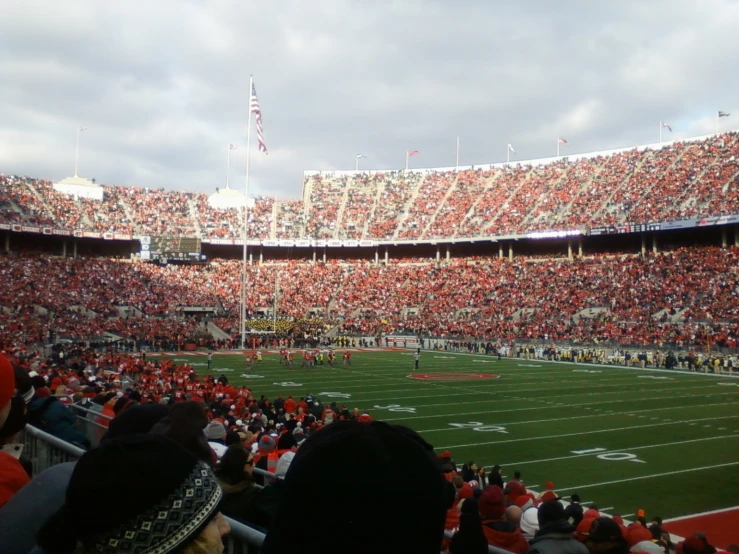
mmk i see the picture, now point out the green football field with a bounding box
[155,350,739,520]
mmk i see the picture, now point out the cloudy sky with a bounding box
[1,0,737,198]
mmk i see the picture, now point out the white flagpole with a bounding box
[405,151,409,171]
[241,75,254,351]
[507,143,510,164]
[659,121,663,143]
[557,139,560,158]
[226,145,232,189]
[74,127,82,177]
[456,136,460,171]
[716,111,719,134]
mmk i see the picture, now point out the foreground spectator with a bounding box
[586,517,630,554]
[216,444,260,523]
[261,420,453,554]
[28,386,91,449]
[529,500,589,554]
[0,403,171,554]
[450,497,488,554]
[36,434,229,554]
[478,485,530,554]
[0,353,30,509]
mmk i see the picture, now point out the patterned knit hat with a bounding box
[37,434,222,554]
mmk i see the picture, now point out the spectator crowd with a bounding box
[2,246,737,351]
[2,132,738,241]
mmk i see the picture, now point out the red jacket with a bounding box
[481,520,529,554]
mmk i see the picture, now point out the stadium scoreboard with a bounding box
[138,236,206,262]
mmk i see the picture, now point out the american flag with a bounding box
[250,82,268,154]
[229,144,237,150]
[80,126,87,131]
[557,137,568,144]
[718,111,730,118]
[408,150,420,157]
[661,122,672,132]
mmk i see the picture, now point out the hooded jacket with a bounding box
[481,519,530,554]
[529,520,590,554]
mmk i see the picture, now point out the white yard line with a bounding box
[414,401,737,433]
[433,415,737,449]
[662,505,739,523]
[555,462,739,493]
[382,389,736,421]
[488,434,738,468]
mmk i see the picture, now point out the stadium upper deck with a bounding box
[1,131,738,243]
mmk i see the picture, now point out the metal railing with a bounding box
[19,424,86,475]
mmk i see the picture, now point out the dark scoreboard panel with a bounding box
[139,236,204,262]
[149,236,201,255]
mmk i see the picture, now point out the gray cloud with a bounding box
[1,0,736,197]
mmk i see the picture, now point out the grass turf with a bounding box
[154,350,739,520]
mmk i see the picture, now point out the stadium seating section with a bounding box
[1,132,738,240]
[1,247,737,349]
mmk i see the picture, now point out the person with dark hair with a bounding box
[149,400,214,464]
[450,497,488,554]
[693,532,717,554]
[489,464,504,488]
[529,500,589,554]
[585,517,629,554]
[504,470,526,504]
[36,434,228,554]
[261,420,453,554]
[565,493,584,527]
[216,444,261,523]
[28,386,90,449]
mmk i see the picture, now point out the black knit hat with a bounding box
[103,404,170,441]
[37,434,222,554]
[261,420,452,554]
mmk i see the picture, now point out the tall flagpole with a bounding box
[557,138,560,158]
[240,76,254,350]
[405,151,409,171]
[716,111,719,135]
[74,126,85,177]
[456,136,460,171]
[659,121,663,144]
[226,145,232,189]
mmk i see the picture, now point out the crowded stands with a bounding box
[0,247,737,351]
[2,132,738,241]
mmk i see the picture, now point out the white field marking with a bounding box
[369,380,729,407]
[345,378,655,401]
[432,415,736,450]
[373,387,736,406]
[599,507,615,511]
[621,513,635,518]
[438,352,739,379]
[413,401,736,433]
[555,462,739,493]
[662,505,739,523]
[382,390,737,421]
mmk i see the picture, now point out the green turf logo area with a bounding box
[408,372,500,381]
